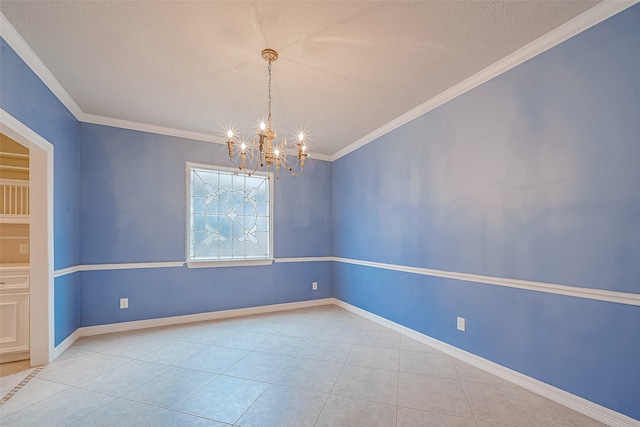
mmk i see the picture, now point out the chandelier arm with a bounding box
[285,149,309,177]
[228,137,262,176]
[244,151,261,176]
[227,153,243,172]
[285,158,302,177]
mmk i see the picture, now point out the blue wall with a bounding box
[1,38,81,345]
[78,123,332,326]
[333,5,640,420]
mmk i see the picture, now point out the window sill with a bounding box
[186,259,274,269]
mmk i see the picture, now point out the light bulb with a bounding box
[298,132,305,142]
[260,121,266,131]
[240,142,246,151]
[301,144,307,152]
[274,149,280,157]
[227,130,234,139]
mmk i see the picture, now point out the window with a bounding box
[187,163,272,264]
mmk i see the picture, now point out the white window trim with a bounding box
[186,259,273,269]
[185,161,274,267]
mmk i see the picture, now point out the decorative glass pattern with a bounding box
[189,166,271,261]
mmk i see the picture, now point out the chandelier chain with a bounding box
[268,60,272,123]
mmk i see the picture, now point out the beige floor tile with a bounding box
[536,395,608,427]
[476,421,517,427]
[36,349,130,386]
[275,357,343,393]
[223,351,293,382]
[177,326,236,346]
[279,321,325,338]
[237,384,328,426]
[315,325,362,344]
[1,387,115,427]
[400,349,457,379]
[255,334,311,357]
[397,406,477,427]
[346,344,400,371]
[398,372,474,418]
[315,394,397,427]
[69,397,170,426]
[97,335,172,359]
[298,339,353,364]
[76,359,170,396]
[332,364,399,405]
[137,340,210,366]
[122,367,215,409]
[176,375,268,424]
[156,411,230,426]
[242,319,289,334]
[463,381,557,427]
[0,378,69,418]
[174,345,249,374]
[354,329,402,349]
[214,330,273,351]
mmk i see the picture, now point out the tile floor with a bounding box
[0,304,607,426]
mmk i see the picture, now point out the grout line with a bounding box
[310,308,344,426]
[453,357,478,424]
[532,392,564,427]
[0,365,44,405]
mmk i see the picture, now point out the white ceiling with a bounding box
[1,1,605,157]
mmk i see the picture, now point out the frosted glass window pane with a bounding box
[188,165,271,261]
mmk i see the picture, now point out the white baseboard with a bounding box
[75,298,335,337]
[333,300,639,427]
[53,328,80,360]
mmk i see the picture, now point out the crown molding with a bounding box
[81,113,222,143]
[0,12,84,121]
[330,0,639,161]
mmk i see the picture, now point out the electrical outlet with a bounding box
[312,281,318,291]
[19,243,29,254]
[120,298,129,309]
[457,316,466,332]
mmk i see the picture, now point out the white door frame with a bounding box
[1,109,55,366]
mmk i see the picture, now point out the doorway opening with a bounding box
[1,110,54,366]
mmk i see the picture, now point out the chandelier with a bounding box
[226,48,308,179]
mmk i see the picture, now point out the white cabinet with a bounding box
[0,267,30,361]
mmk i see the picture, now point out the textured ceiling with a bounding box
[1,1,602,156]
